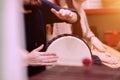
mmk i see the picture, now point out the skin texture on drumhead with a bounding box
[46,34,92,66]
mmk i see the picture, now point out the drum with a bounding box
[46,34,92,66]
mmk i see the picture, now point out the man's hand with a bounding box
[51,8,78,23]
[26,45,58,66]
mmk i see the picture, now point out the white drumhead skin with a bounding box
[47,36,92,66]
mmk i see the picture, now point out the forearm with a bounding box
[41,0,63,23]
[80,9,95,40]
[41,0,78,24]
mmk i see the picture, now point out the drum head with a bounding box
[46,34,92,66]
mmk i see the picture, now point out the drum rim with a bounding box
[46,34,93,58]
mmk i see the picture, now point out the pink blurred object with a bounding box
[104,30,120,47]
[82,58,93,66]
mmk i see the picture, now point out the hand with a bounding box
[92,50,118,64]
[51,8,78,23]
[26,45,58,66]
[91,36,106,52]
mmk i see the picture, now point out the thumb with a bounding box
[51,8,59,17]
[34,44,44,51]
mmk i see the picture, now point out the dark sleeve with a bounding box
[40,0,79,24]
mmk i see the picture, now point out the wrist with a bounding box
[89,35,95,41]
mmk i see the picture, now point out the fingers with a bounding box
[40,57,58,63]
[92,50,119,64]
[34,44,44,51]
[51,8,77,23]
[59,9,73,17]
[40,52,57,56]
[96,43,106,52]
[39,52,58,62]
[29,58,58,66]
[29,55,58,66]
[51,8,60,17]
[28,51,58,66]
[98,53,118,64]
[51,8,73,19]
[91,37,106,52]
[95,45,106,52]
[30,62,56,66]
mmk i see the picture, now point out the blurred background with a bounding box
[48,0,120,49]
[83,0,120,49]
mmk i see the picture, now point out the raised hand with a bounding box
[51,8,78,23]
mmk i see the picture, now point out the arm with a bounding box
[50,8,78,23]
[80,9,106,52]
[80,8,95,39]
[41,0,78,24]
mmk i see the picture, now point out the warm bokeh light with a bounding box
[102,0,120,8]
[83,0,120,9]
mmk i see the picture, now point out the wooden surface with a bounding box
[29,65,120,80]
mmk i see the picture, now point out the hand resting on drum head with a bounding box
[90,36,119,66]
[91,44,120,69]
